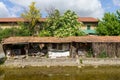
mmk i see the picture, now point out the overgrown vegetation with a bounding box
[0,2,85,41]
[86,49,93,58]
[0,57,7,65]
[39,9,85,37]
[0,26,30,41]
[96,11,120,36]
[98,51,108,58]
[0,2,120,41]
[21,2,41,36]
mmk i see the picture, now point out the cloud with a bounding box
[9,0,104,18]
[0,2,9,18]
[8,6,23,17]
[113,0,120,6]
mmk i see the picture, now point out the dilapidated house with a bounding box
[1,36,120,58]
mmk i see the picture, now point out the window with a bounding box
[52,43,63,50]
[58,44,63,50]
[52,43,57,49]
[87,25,91,30]
[63,44,69,50]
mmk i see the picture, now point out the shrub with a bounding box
[0,57,7,65]
[99,51,107,58]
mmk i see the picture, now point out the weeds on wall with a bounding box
[98,51,108,58]
[0,57,7,65]
[86,49,93,58]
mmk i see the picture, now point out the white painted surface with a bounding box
[48,51,70,58]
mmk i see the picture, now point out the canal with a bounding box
[0,66,120,80]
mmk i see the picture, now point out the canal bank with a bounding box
[2,58,120,68]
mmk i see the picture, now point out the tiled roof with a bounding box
[0,18,46,22]
[0,17,98,23]
[2,36,120,44]
[78,17,98,22]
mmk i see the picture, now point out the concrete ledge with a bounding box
[3,58,120,67]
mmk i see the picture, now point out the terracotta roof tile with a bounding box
[0,17,98,23]
[78,17,98,22]
[2,36,120,44]
[0,18,46,22]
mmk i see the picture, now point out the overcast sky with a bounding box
[0,0,120,19]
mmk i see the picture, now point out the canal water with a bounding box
[0,66,120,80]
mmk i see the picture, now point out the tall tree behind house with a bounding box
[21,2,41,36]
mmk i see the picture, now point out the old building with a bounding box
[78,17,98,35]
[0,18,45,29]
[2,36,120,58]
[0,17,98,35]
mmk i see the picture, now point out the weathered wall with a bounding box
[81,22,97,30]
[4,58,120,67]
[0,44,4,53]
[0,44,5,58]
[81,25,96,30]
[0,23,19,29]
[92,43,120,58]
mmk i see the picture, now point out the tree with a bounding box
[39,10,84,37]
[21,2,41,36]
[96,12,120,36]
[54,10,84,37]
[46,9,61,36]
[117,10,120,22]
[0,27,30,41]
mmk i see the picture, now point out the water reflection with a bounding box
[0,66,120,80]
[0,69,4,80]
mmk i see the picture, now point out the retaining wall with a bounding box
[3,57,120,67]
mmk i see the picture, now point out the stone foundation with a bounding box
[3,57,120,67]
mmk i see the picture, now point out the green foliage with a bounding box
[38,30,51,37]
[0,2,41,41]
[96,12,120,36]
[0,28,16,41]
[80,58,83,64]
[0,27,30,41]
[98,51,107,58]
[0,57,7,65]
[21,2,41,35]
[117,10,120,22]
[54,10,84,37]
[17,22,31,36]
[86,49,93,58]
[43,9,61,36]
[39,10,85,37]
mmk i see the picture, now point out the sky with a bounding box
[0,0,120,19]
